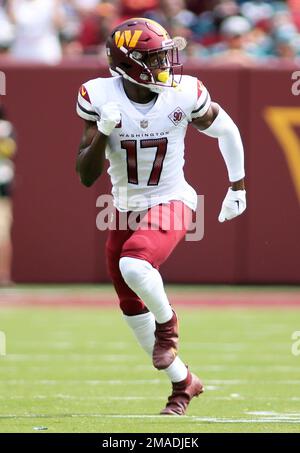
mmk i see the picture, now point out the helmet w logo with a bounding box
[115,30,143,48]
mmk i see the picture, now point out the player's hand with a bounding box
[96,102,121,136]
[218,188,246,222]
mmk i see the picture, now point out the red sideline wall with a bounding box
[1,62,299,283]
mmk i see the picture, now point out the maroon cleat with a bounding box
[160,370,204,416]
[152,310,178,370]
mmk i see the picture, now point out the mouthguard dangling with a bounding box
[157,71,169,83]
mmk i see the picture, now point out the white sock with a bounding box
[119,257,173,324]
[124,311,155,355]
[124,312,188,383]
[164,357,188,383]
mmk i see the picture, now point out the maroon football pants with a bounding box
[105,201,192,315]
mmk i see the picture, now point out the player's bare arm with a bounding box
[76,102,121,187]
[76,120,108,187]
[191,101,219,131]
[191,100,246,222]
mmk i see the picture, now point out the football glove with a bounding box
[218,187,246,223]
[97,102,121,136]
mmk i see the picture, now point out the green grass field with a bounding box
[1,286,300,433]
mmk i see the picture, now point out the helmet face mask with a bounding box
[106,18,183,93]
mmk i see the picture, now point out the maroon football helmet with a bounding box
[106,18,183,93]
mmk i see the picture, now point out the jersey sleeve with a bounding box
[76,84,99,122]
[190,80,211,120]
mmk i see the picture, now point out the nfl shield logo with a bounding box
[140,120,148,129]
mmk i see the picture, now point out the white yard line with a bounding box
[1,378,300,386]
[2,394,300,402]
[2,353,137,361]
[1,414,300,424]
[0,379,164,385]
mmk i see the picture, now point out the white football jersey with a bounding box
[76,75,211,212]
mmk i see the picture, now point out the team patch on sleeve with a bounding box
[191,80,211,120]
[79,85,91,103]
[76,84,99,122]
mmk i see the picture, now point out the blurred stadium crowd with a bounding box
[0,0,300,65]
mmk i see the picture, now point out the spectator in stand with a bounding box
[146,0,197,39]
[145,0,200,58]
[58,0,84,56]
[0,0,15,56]
[195,0,240,47]
[118,0,158,21]
[1,0,300,62]
[274,28,299,59]
[270,20,300,62]
[240,0,274,27]
[269,4,300,61]
[208,15,258,66]
[64,1,119,55]
[6,0,65,64]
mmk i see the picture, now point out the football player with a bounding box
[76,18,246,415]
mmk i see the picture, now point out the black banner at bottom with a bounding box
[0,433,298,450]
